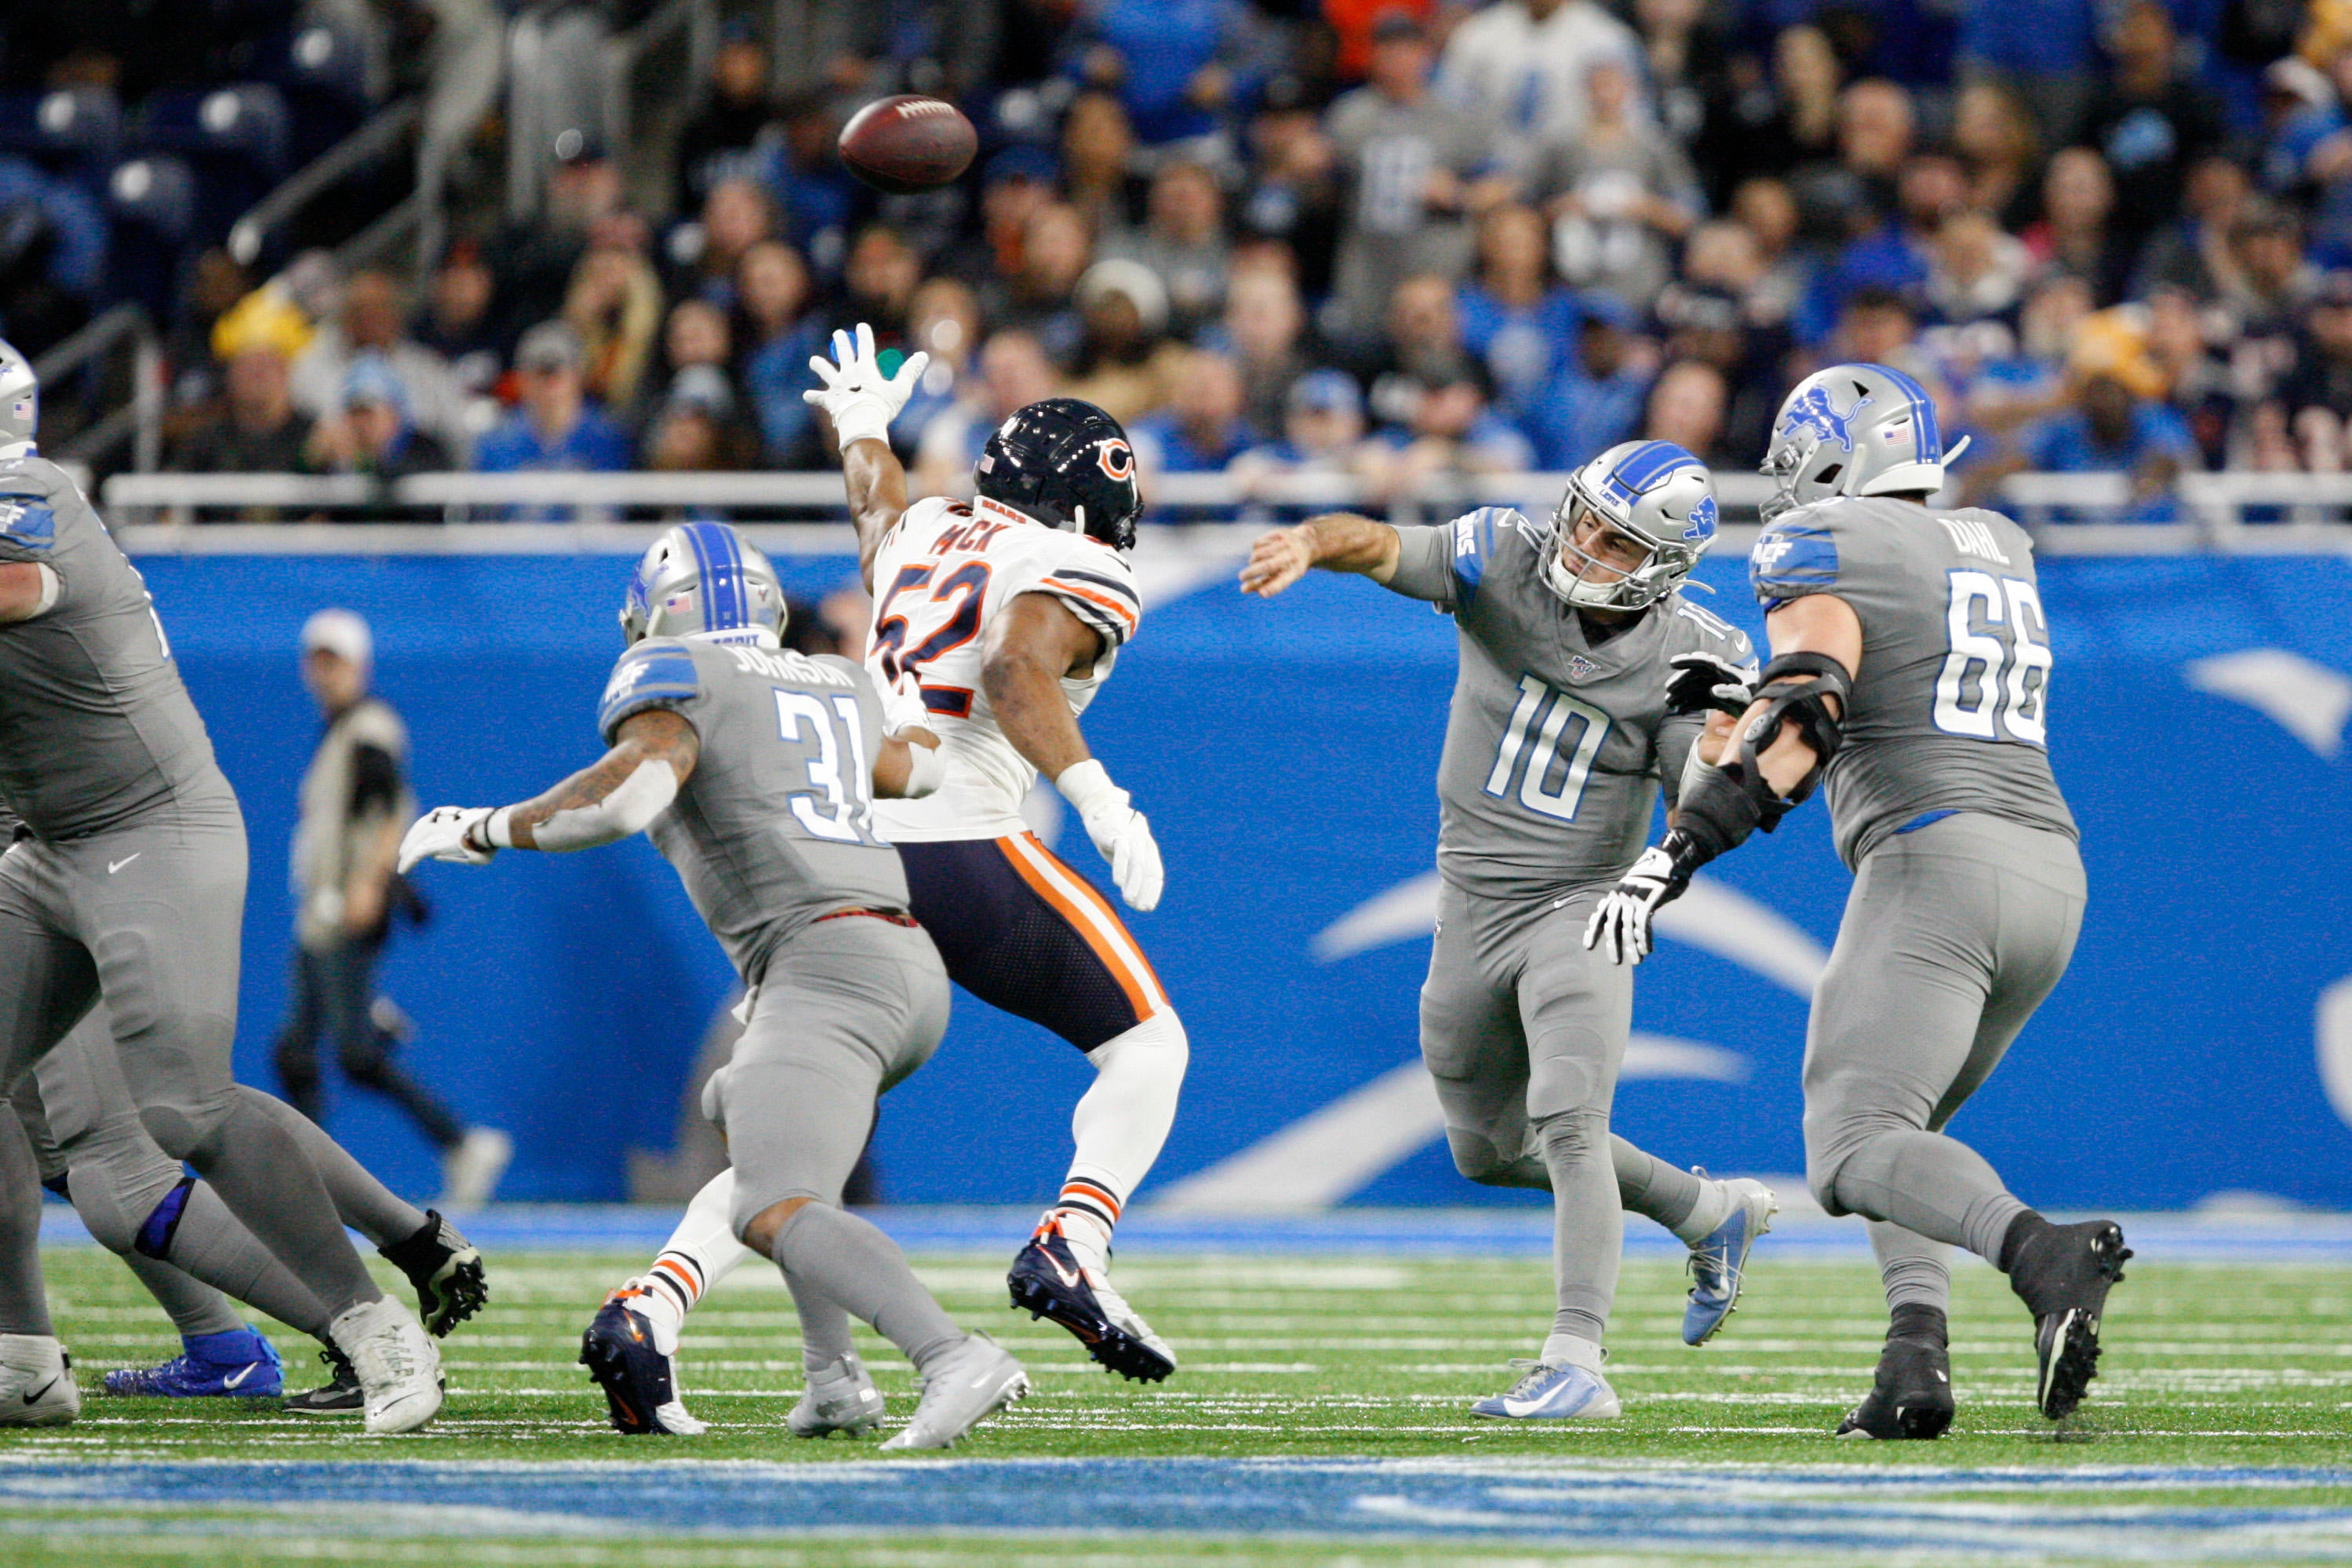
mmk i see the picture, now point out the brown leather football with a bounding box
[837,95,978,195]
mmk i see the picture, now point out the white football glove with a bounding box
[1582,844,1688,966]
[1664,652,1757,719]
[1056,759,1163,912]
[802,322,930,449]
[397,806,498,874]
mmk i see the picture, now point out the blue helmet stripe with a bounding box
[1868,364,1940,464]
[1603,440,1695,502]
[679,522,748,630]
[677,523,721,631]
[706,522,748,627]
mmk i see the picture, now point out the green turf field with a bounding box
[5,1242,2350,1564]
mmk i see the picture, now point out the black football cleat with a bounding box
[2008,1219,2132,1420]
[378,1210,489,1338]
[579,1292,706,1435]
[1007,1216,1175,1384]
[1836,1334,1955,1439]
[283,1348,364,1416]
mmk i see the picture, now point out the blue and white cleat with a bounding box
[103,1325,282,1399]
[1470,1359,1622,1421]
[1683,1176,1779,1346]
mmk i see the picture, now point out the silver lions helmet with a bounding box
[1542,439,1719,612]
[0,339,35,461]
[620,522,787,646]
[1759,362,1965,522]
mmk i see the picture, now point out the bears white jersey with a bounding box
[865,494,1141,842]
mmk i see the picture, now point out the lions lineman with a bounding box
[1241,441,1778,1420]
[1587,364,2128,1435]
[403,522,1029,1451]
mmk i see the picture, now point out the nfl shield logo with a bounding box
[1567,654,1600,682]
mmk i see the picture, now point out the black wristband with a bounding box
[1670,762,1767,871]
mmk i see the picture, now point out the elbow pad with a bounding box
[901,741,946,799]
[1736,651,1853,820]
[527,759,679,851]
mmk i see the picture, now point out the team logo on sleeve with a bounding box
[1094,438,1136,482]
[1780,386,1872,453]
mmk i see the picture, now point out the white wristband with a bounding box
[903,741,946,799]
[829,395,894,451]
[1055,758,1120,813]
[485,806,514,849]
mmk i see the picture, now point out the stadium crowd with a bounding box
[16,0,2352,521]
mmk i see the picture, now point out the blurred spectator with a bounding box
[1134,350,1256,475]
[1061,93,1142,235]
[1928,211,2031,327]
[1238,78,1343,298]
[1793,78,1914,249]
[292,271,472,463]
[162,249,256,417]
[487,136,624,349]
[1372,374,1534,494]
[642,366,759,503]
[756,89,860,266]
[0,155,104,354]
[672,177,777,311]
[564,245,664,413]
[1061,0,1267,146]
[982,202,1092,359]
[1232,369,1378,503]
[2144,284,2237,467]
[473,322,631,518]
[836,224,924,346]
[2134,155,2256,300]
[413,242,505,396]
[2022,369,2199,518]
[1644,358,1731,464]
[1209,266,1318,436]
[1360,272,1484,431]
[965,147,1064,292]
[2022,147,2128,304]
[1524,294,1655,467]
[739,240,826,466]
[2274,271,2352,467]
[1103,160,1232,334]
[1325,12,1499,343]
[2224,205,2319,392]
[675,23,779,213]
[1951,81,2043,231]
[894,278,984,458]
[914,328,1061,493]
[2085,2,2225,245]
[1694,25,1841,212]
[648,300,740,430]
[304,354,453,493]
[1656,281,1779,459]
[1457,204,1582,416]
[1066,259,1188,422]
[1729,178,1812,326]
[1958,0,2104,147]
[1436,0,1647,171]
[1530,57,1702,308]
[169,339,314,482]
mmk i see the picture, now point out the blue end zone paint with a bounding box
[38,1203,2352,1263]
[2,1460,2348,1559]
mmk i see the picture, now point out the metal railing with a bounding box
[91,467,2352,555]
[35,306,161,474]
[226,100,424,268]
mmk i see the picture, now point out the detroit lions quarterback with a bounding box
[1586,363,2129,1437]
[402,521,1032,1452]
[1240,440,1779,1421]
[586,326,1188,1435]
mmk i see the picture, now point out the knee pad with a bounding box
[136,1097,231,1161]
[1088,1010,1189,1082]
[1444,1126,1516,1184]
[1533,1107,1607,1167]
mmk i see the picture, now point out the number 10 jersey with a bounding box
[1749,495,2077,870]
[865,496,1142,843]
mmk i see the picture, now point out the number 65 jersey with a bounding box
[1750,496,2077,871]
[864,496,1141,843]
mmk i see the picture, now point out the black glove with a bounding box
[1664,652,1756,718]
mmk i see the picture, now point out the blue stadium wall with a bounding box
[133,546,2352,1211]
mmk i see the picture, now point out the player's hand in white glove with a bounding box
[803,322,930,450]
[1583,843,1689,965]
[1664,652,1757,718]
[397,806,499,874]
[1056,759,1163,911]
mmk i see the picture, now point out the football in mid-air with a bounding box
[837,95,978,194]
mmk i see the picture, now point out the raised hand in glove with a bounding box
[1664,651,1757,718]
[803,322,930,449]
[397,806,498,874]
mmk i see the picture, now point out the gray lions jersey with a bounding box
[598,635,911,984]
[0,457,234,839]
[1389,507,1756,904]
[1749,495,2077,869]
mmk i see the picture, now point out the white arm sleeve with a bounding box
[499,759,679,852]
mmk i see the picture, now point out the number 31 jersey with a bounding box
[1750,496,2077,870]
[865,496,1141,842]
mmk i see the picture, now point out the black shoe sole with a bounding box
[1007,1274,1174,1384]
[1836,1395,1954,1439]
[578,1325,668,1435]
[2037,1223,2131,1421]
[282,1393,363,1414]
[418,1254,489,1338]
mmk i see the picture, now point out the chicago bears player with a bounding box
[404,522,1030,1452]
[584,327,1186,1422]
[1240,440,1779,1421]
[0,339,443,1435]
[1586,364,2128,1436]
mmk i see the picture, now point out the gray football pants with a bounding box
[0,821,377,1317]
[705,915,962,1371]
[1422,882,1661,1348]
[1804,813,2085,1271]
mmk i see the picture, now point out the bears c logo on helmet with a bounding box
[1094,438,1136,482]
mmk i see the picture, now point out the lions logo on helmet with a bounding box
[621,522,788,646]
[1760,363,1968,522]
[1541,439,1718,613]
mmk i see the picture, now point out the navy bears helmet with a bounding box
[975,398,1144,551]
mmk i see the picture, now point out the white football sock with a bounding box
[1673,1176,1738,1247]
[1055,1010,1189,1270]
[632,1170,753,1356]
[1539,1333,1605,1372]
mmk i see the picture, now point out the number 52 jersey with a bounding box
[864,496,1141,842]
[1750,496,2077,871]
